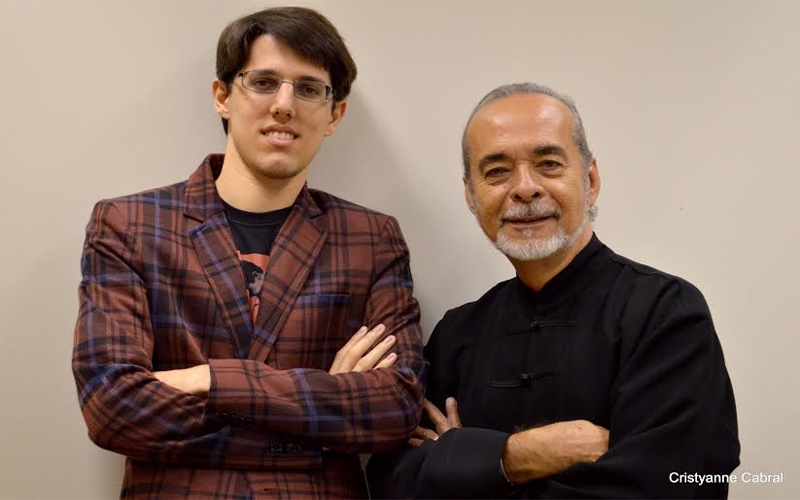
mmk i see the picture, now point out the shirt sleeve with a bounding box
[523,279,740,499]
[73,202,425,469]
[367,427,513,499]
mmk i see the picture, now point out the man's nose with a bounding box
[269,81,296,120]
[510,168,543,203]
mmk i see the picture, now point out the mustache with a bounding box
[501,203,560,221]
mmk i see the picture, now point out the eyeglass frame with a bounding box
[236,70,334,103]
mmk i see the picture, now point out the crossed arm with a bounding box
[153,324,399,394]
[367,280,739,499]
[407,398,608,486]
[73,200,425,470]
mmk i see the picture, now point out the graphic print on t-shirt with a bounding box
[238,251,270,321]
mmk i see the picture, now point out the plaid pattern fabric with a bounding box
[72,155,426,499]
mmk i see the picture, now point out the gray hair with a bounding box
[461,82,593,180]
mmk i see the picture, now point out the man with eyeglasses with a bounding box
[72,7,425,499]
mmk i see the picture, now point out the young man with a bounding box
[367,83,739,499]
[72,7,425,499]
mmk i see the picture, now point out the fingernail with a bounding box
[383,335,396,344]
[357,326,368,336]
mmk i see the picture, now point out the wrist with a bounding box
[499,455,518,490]
[189,364,211,396]
[503,432,531,484]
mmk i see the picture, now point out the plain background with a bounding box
[1,0,798,498]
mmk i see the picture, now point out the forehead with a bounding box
[466,93,577,156]
[244,34,330,80]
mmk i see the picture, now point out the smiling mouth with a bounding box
[263,130,297,140]
[503,215,554,225]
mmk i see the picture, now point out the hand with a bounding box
[502,419,609,484]
[153,364,211,396]
[409,397,461,446]
[329,324,397,374]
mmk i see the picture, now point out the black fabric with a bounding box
[367,427,510,499]
[223,201,291,255]
[367,234,739,499]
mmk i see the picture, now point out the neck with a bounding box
[215,147,307,213]
[511,227,593,292]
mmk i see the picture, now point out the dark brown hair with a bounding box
[216,6,358,133]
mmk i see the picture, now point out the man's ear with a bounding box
[463,177,476,214]
[212,79,230,120]
[324,100,348,136]
[587,157,601,207]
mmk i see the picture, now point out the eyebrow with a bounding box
[477,144,568,169]
[531,145,568,158]
[477,152,511,170]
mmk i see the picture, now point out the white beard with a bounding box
[492,199,592,261]
[495,216,586,261]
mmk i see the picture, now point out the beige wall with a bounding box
[1,0,797,498]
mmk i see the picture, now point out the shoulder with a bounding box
[92,180,188,216]
[597,248,714,352]
[604,250,709,311]
[308,188,403,237]
[309,188,390,219]
[87,180,189,234]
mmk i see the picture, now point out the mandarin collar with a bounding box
[509,233,609,316]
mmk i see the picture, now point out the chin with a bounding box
[495,230,570,262]
[254,162,306,181]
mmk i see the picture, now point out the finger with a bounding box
[347,324,387,359]
[446,397,462,428]
[374,352,397,369]
[411,426,436,440]
[355,334,396,371]
[332,325,384,373]
[408,438,425,447]
[340,326,368,351]
[411,426,440,445]
[329,326,368,374]
[423,399,449,434]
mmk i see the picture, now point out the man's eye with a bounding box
[250,77,279,91]
[540,160,562,169]
[296,82,323,98]
[485,167,510,178]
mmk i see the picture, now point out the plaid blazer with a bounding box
[72,155,426,499]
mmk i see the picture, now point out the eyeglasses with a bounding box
[237,70,333,103]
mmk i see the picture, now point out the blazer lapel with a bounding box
[248,187,326,361]
[184,155,252,359]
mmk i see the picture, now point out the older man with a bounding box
[367,83,739,499]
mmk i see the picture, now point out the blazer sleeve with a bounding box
[72,201,322,470]
[202,215,427,453]
[523,280,740,499]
